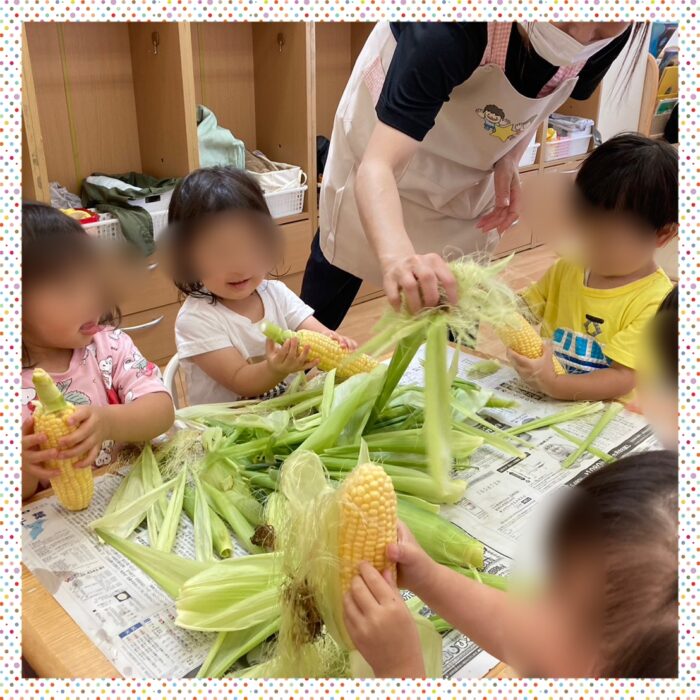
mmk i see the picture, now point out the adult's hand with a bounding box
[382,252,458,314]
[477,152,522,235]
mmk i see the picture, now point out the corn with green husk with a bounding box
[260,321,378,380]
[31,368,94,511]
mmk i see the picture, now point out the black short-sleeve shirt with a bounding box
[376,22,632,142]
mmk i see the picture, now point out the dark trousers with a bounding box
[300,231,363,330]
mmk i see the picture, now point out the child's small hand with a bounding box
[387,521,437,593]
[325,330,358,351]
[56,406,111,468]
[265,338,319,376]
[343,561,425,678]
[507,342,558,396]
[22,416,60,480]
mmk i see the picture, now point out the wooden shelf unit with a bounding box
[22,21,610,362]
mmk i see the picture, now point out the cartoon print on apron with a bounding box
[319,21,585,285]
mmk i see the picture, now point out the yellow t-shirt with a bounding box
[522,259,672,373]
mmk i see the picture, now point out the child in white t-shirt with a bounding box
[167,167,357,405]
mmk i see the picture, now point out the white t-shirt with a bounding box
[175,280,314,405]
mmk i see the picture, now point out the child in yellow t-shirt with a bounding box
[509,134,676,401]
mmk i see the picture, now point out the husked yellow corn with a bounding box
[32,369,94,511]
[337,463,397,592]
[499,313,566,376]
[260,321,378,380]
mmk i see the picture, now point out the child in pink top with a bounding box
[21,203,174,500]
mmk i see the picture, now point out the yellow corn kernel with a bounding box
[260,321,378,380]
[499,313,566,376]
[337,463,397,593]
[32,369,94,511]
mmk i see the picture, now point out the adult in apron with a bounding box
[302,21,635,327]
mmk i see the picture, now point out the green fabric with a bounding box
[81,172,179,255]
[197,104,246,169]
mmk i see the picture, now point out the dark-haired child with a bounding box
[509,134,676,401]
[637,285,678,450]
[21,203,174,500]
[167,167,358,405]
[343,450,678,678]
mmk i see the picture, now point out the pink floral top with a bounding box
[22,328,170,468]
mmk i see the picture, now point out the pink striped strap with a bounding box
[481,22,585,95]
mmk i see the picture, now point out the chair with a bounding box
[162,353,182,409]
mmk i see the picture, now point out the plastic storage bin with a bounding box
[548,113,594,137]
[519,140,540,167]
[543,133,592,162]
[264,185,307,219]
[127,188,174,214]
[81,209,169,243]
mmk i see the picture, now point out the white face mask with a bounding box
[520,21,620,67]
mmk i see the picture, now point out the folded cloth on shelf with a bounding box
[81,172,179,255]
[197,104,246,169]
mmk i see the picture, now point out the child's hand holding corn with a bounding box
[508,341,560,396]
[22,416,60,483]
[343,561,425,678]
[265,337,319,376]
[55,405,112,468]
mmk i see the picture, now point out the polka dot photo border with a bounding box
[3,2,695,698]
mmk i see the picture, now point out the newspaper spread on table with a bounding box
[22,348,659,679]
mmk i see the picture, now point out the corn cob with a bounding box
[32,368,94,511]
[337,462,397,592]
[260,321,378,380]
[498,313,566,375]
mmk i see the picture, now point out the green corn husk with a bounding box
[504,402,605,436]
[428,615,453,634]
[398,498,483,569]
[141,443,167,545]
[451,564,509,591]
[96,528,211,598]
[423,319,466,503]
[89,474,180,537]
[197,617,281,678]
[467,359,502,379]
[397,493,441,514]
[154,468,187,553]
[203,482,264,554]
[183,484,233,559]
[175,553,283,631]
[100,461,146,540]
[298,365,387,453]
[371,328,426,421]
[550,426,615,464]
[561,402,623,469]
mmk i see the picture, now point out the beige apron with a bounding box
[319,22,586,285]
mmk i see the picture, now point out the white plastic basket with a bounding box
[82,209,169,243]
[543,134,591,162]
[519,141,540,167]
[264,185,307,219]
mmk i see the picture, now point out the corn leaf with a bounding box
[320,369,336,419]
[561,402,623,469]
[204,482,263,554]
[423,320,465,502]
[550,426,615,464]
[504,402,605,436]
[154,468,187,552]
[141,443,166,545]
[467,359,502,379]
[190,474,214,562]
[89,475,179,537]
[96,528,211,598]
[371,328,426,420]
[183,485,233,559]
[197,616,281,678]
[298,365,386,453]
[398,498,483,568]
